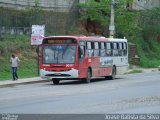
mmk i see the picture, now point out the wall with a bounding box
[128,43,140,65]
[0,0,75,12]
[0,0,79,37]
[132,0,160,10]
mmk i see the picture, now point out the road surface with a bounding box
[0,71,160,114]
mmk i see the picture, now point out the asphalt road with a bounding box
[0,71,160,114]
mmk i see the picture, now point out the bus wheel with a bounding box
[85,69,91,83]
[110,66,116,80]
[52,79,60,85]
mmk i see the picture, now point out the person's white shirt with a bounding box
[10,57,20,67]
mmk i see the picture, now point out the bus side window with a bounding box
[123,42,127,56]
[100,42,105,57]
[118,43,123,56]
[86,42,93,57]
[93,42,99,57]
[106,42,112,56]
[113,42,118,56]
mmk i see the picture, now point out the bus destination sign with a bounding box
[43,38,77,44]
[48,40,66,44]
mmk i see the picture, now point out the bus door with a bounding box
[78,41,86,78]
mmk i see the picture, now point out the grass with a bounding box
[133,38,160,68]
[140,57,160,68]
[126,69,143,74]
[0,35,38,81]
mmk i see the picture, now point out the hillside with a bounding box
[0,35,38,80]
[0,4,160,81]
[0,6,77,81]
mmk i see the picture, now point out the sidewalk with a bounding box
[142,68,159,73]
[0,77,48,88]
[127,66,159,73]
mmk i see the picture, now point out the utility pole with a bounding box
[109,0,115,38]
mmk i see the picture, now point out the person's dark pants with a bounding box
[12,67,18,80]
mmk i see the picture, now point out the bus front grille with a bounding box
[45,74,71,77]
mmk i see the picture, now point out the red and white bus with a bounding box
[39,36,128,84]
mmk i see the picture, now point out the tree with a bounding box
[78,0,139,39]
[78,0,111,36]
[140,7,160,42]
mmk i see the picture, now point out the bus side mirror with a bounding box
[37,46,42,57]
[78,46,82,58]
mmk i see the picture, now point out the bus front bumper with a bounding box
[40,68,79,79]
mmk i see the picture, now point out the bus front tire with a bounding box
[52,79,60,85]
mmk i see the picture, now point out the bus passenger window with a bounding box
[100,42,105,56]
[87,42,91,49]
[113,43,118,56]
[123,42,127,56]
[93,42,99,56]
[87,50,93,57]
[86,42,93,57]
[118,43,123,56]
[106,42,112,56]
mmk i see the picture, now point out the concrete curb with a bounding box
[142,68,159,73]
[0,77,49,88]
[126,68,159,74]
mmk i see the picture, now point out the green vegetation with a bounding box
[78,0,138,38]
[78,0,111,26]
[126,69,143,74]
[135,39,160,68]
[0,35,38,81]
[132,7,160,68]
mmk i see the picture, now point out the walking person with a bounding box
[10,54,20,80]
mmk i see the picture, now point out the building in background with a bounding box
[131,0,160,10]
[79,0,89,3]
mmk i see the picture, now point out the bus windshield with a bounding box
[42,45,76,64]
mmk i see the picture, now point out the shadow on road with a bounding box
[46,77,123,86]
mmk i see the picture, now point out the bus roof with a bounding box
[107,38,127,42]
[43,36,127,42]
[44,35,106,39]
